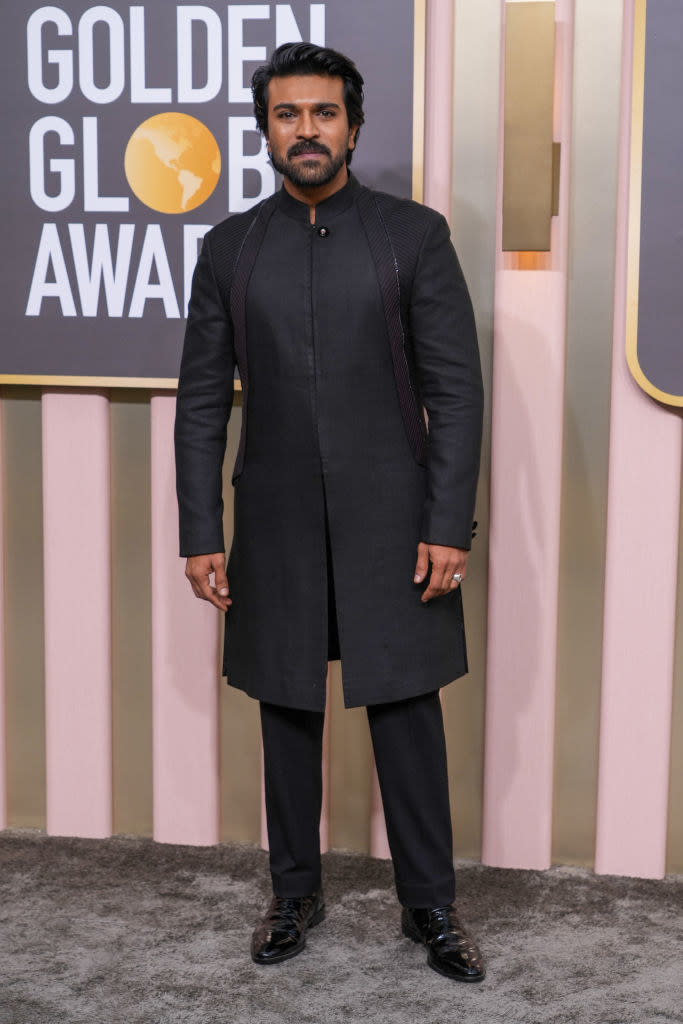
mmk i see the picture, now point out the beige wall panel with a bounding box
[666,446,683,874]
[447,0,501,859]
[552,0,623,866]
[328,663,373,853]
[219,401,262,844]
[219,681,262,844]
[111,392,153,837]
[2,387,46,827]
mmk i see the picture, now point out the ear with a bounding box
[348,127,357,150]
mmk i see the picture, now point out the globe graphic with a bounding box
[124,112,221,214]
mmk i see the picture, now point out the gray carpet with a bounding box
[0,830,680,1024]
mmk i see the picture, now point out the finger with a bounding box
[414,542,430,583]
[188,568,231,610]
[200,584,231,611]
[214,560,230,598]
[436,560,455,593]
[205,572,232,610]
[421,561,446,603]
[210,557,231,606]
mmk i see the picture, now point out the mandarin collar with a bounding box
[277,172,361,224]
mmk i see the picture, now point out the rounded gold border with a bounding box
[625,0,683,407]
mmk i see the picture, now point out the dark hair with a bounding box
[251,42,365,164]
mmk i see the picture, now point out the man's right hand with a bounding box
[185,554,232,611]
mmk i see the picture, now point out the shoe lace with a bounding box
[269,896,310,931]
[427,906,476,953]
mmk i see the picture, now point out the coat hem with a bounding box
[223,663,468,713]
[342,665,468,710]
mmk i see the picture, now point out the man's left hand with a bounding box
[414,542,469,603]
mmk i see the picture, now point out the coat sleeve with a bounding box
[409,212,484,550]
[174,233,236,557]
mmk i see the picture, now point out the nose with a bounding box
[297,110,318,138]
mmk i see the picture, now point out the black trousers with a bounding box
[260,689,456,908]
[259,490,456,908]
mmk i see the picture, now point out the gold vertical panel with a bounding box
[448,0,502,858]
[665,445,683,874]
[219,401,262,845]
[219,682,262,844]
[328,663,373,853]
[111,393,153,837]
[1,387,46,828]
[552,0,624,866]
[412,0,426,203]
[503,1,556,251]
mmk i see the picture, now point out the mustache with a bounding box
[287,141,331,159]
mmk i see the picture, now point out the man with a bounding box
[175,43,485,982]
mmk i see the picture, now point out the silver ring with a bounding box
[451,573,463,583]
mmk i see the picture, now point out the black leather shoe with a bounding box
[250,890,325,965]
[402,903,486,982]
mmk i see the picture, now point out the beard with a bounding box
[268,139,349,188]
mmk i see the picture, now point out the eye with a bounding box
[319,109,335,118]
[277,111,295,119]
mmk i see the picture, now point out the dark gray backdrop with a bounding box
[636,0,683,404]
[1,1,415,382]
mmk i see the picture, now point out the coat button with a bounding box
[317,226,329,238]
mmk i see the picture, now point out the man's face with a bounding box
[265,74,357,189]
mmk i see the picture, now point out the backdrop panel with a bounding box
[1,0,417,385]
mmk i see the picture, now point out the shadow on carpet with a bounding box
[0,830,680,1024]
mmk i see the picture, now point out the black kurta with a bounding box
[175,174,483,712]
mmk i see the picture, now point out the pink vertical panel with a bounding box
[424,0,454,217]
[42,392,112,838]
[595,0,682,879]
[260,761,268,851]
[319,668,331,853]
[0,399,6,829]
[370,768,391,859]
[150,394,220,846]
[483,272,566,868]
[483,0,573,869]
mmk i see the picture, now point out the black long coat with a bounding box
[175,174,483,711]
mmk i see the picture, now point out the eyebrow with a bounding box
[272,101,342,111]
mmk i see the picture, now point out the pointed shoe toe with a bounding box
[251,890,326,965]
[402,903,486,982]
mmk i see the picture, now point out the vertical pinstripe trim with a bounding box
[229,199,278,481]
[357,189,429,466]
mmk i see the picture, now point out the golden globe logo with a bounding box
[124,114,221,215]
[23,3,325,321]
